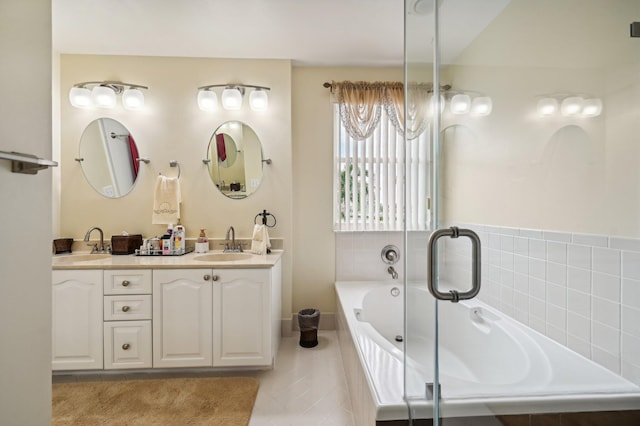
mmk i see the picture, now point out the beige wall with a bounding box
[0,0,53,423]
[59,55,294,318]
[291,67,402,314]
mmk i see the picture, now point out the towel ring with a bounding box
[160,160,181,179]
[254,210,276,228]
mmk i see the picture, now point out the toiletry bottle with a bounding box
[174,224,186,254]
[196,229,208,253]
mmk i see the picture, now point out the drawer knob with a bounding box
[212,275,219,281]
[121,305,130,312]
[122,343,130,350]
[203,274,211,281]
[121,280,130,287]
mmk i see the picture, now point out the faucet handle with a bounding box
[87,243,98,253]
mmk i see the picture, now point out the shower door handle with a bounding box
[427,226,481,302]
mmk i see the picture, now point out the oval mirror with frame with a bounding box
[206,121,264,199]
[78,118,140,198]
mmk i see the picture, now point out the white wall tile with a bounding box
[529,239,546,260]
[501,235,514,252]
[572,233,608,247]
[592,322,620,356]
[567,312,590,342]
[610,237,640,253]
[529,258,546,280]
[567,244,591,270]
[592,296,620,329]
[514,237,529,256]
[520,228,543,239]
[514,254,528,275]
[514,272,528,294]
[529,277,546,300]
[622,278,640,308]
[547,241,567,264]
[547,304,567,330]
[543,231,572,243]
[530,296,546,320]
[592,272,621,302]
[501,251,514,271]
[546,282,567,308]
[622,333,640,364]
[547,262,567,286]
[621,306,640,338]
[592,247,621,276]
[567,289,591,318]
[622,251,640,280]
[567,266,591,293]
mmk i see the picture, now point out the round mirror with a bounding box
[78,118,140,198]
[206,121,264,199]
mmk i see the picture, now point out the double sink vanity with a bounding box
[51,250,282,372]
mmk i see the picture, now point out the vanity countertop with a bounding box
[52,250,283,270]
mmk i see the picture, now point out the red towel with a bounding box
[128,135,139,178]
[216,133,227,162]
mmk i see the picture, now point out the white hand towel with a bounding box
[152,175,181,224]
[251,224,271,255]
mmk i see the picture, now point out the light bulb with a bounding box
[69,87,92,108]
[221,87,242,110]
[450,94,471,115]
[471,96,492,116]
[537,98,558,116]
[249,89,269,111]
[197,90,218,111]
[91,86,116,108]
[560,96,584,116]
[581,98,602,117]
[122,88,145,110]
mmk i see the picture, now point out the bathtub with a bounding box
[335,280,640,422]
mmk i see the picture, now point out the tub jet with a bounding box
[395,335,403,342]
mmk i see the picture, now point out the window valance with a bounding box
[329,80,432,140]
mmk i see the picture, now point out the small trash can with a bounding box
[298,308,320,348]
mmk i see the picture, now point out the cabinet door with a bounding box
[213,268,271,366]
[153,269,212,367]
[52,270,103,370]
[104,320,152,369]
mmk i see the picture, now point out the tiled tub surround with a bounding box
[437,224,640,387]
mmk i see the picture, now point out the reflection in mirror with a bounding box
[207,121,264,199]
[79,118,139,198]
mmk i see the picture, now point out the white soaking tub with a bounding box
[335,280,640,423]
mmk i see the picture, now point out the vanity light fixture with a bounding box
[536,93,602,118]
[197,84,271,112]
[440,86,493,117]
[69,81,148,110]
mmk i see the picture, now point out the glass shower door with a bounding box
[405,0,640,424]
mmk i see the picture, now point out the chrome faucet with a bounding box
[224,226,243,252]
[387,266,398,280]
[84,226,108,253]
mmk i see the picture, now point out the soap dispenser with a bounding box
[195,229,209,253]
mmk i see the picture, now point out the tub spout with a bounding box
[387,266,398,280]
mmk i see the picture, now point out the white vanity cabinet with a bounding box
[52,252,282,372]
[152,269,213,368]
[213,261,282,367]
[103,270,152,369]
[52,270,103,370]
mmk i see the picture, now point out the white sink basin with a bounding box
[194,253,253,262]
[54,254,111,263]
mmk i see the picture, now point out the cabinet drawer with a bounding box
[104,269,152,295]
[104,295,152,321]
[104,320,152,369]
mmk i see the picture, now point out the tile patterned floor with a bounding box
[53,331,355,426]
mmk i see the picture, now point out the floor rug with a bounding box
[52,377,259,425]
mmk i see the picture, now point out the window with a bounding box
[332,82,432,231]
